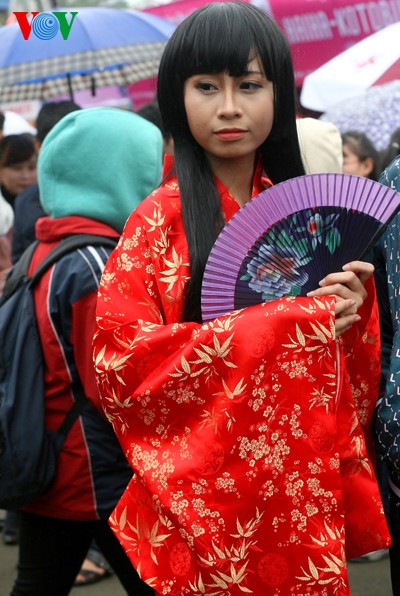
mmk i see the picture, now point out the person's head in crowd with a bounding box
[38,107,162,233]
[341,131,381,180]
[136,99,174,157]
[10,102,81,264]
[35,100,81,146]
[296,117,343,174]
[0,133,37,203]
[380,128,400,172]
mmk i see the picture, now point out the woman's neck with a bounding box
[207,153,256,207]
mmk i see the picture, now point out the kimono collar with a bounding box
[161,154,272,223]
[214,156,272,223]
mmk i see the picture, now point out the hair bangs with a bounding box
[0,134,36,168]
[181,8,254,78]
[157,2,289,139]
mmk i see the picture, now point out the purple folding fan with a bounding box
[201,173,400,323]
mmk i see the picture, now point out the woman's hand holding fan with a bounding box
[201,173,400,324]
[307,259,374,336]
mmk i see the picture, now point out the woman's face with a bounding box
[342,143,373,178]
[183,57,274,168]
[0,154,37,196]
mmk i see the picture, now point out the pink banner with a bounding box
[144,0,400,87]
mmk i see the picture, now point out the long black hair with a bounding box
[157,2,305,322]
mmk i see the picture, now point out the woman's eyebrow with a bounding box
[242,69,264,76]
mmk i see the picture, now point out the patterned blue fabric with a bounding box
[374,156,400,490]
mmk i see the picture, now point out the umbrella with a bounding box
[0,7,175,102]
[320,80,400,151]
[3,110,36,135]
[300,22,400,112]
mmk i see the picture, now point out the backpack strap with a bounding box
[32,234,118,437]
[4,234,118,437]
[56,383,89,437]
[1,240,39,301]
[2,234,118,302]
[30,234,118,285]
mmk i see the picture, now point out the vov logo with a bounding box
[13,12,78,41]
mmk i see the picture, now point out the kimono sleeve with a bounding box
[340,277,381,441]
[93,208,337,451]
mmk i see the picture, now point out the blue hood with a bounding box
[38,106,162,232]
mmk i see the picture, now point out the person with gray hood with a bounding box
[10,107,161,596]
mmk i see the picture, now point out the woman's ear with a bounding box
[361,156,374,177]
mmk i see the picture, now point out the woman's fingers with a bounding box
[306,260,374,336]
[334,298,357,316]
[308,278,366,308]
[319,272,366,297]
[342,260,374,286]
[334,298,361,336]
[309,261,374,295]
[307,261,374,305]
[335,315,361,337]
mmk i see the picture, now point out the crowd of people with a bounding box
[1,2,400,595]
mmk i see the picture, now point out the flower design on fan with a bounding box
[202,174,400,323]
[305,210,341,253]
[247,244,309,301]
[307,213,323,238]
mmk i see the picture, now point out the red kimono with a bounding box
[93,162,390,595]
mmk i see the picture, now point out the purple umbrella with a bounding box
[320,80,400,151]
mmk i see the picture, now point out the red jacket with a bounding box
[24,215,132,520]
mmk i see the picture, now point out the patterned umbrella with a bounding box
[300,22,400,113]
[320,80,400,151]
[0,7,175,102]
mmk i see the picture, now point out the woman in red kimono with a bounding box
[93,3,390,594]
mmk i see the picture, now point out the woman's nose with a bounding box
[217,89,242,118]
[22,167,35,179]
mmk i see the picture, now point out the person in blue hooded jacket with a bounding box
[10,107,161,596]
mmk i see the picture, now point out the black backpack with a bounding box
[0,234,117,509]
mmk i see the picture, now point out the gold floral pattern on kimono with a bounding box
[94,164,390,595]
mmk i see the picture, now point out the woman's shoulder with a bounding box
[132,178,182,222]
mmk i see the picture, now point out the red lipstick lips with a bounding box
[214,129,247,141]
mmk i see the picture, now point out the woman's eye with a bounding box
[196,82,216,92]
[240,81,262,90]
